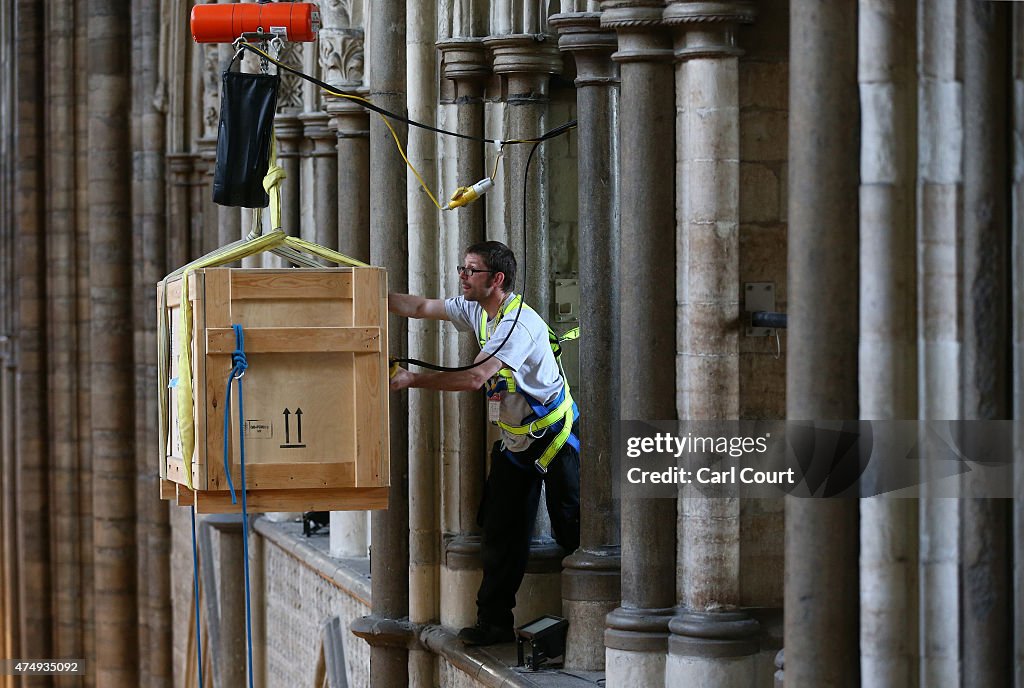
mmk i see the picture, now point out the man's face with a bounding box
[460,253,497,302]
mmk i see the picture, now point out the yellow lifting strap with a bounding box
[263,131,286,231]
[157,229,370,490]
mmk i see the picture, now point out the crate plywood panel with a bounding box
[159,267,390,501]
[162,272,207,490]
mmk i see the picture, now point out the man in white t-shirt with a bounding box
[389,241,580,646]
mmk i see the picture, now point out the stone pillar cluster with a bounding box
[436,36,490,632]
[599,2,677,685]
[548,11,621,671]
[2,1,1024,686]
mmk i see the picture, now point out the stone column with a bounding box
[435,37,490,631]
[482,34,563,319]
[857,0,919,686]
[12,0,51,665]
[1014,7,1024,685]
[960,1,1012,685]
[45,0,85,671]
[785,1,860,687]
[132,0,172,683]
[407,3,442,684]
[327,96,371,262]
[548,12,621,672]
[89,0,140,682]
[274,114,303,236]
[299,112,339,253]
[318,11,369,262]
[322,11,372,558]
[600,3,677,685]
[358,0,411,684]
[482,32,568,626]
[916,0,961,683]
[167,155,197,269]
[663,3,758,685]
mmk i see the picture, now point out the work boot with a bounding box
[457,621,514,646]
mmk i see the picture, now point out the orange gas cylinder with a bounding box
[190,2,321,43]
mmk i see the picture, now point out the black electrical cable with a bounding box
[231,40,567,376]
[237,42,576,146]
[392,135,547,374]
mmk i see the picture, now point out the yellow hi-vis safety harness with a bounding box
[479,295,580,473]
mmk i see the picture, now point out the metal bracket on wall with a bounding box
[744,282,776,337]
[553,277,579,324]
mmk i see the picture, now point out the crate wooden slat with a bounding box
[158,266,390,513]
[193,487,389,514]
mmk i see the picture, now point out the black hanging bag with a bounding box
[212,68,280,208]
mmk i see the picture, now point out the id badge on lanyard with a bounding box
[488,393,502,423]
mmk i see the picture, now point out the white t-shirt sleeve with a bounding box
[444,296,478,333]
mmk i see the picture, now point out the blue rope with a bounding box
[222,326,249,504]
[225,324,255,688]
[190,505,204,688]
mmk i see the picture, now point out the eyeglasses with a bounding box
[457,266,495,277]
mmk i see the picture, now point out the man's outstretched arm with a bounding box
[388,292,449,320]
[390,350,504,393]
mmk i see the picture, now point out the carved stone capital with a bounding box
[667,609,760,658]
[437,37,491,83]
[663,1,755,59]
[548,12,619,86]
[318,27,365,87]
[482,34,563,77]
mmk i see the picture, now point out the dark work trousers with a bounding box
[475,432,581,629]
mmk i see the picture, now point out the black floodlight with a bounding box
[515,615,568,670]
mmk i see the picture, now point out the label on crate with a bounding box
[244,419,273,439]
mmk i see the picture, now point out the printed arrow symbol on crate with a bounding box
[295,408,303,444]
[283,408,291,444]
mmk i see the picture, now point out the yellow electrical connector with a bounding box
[444,178,494,211]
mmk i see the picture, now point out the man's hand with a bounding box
[390,367,415,391]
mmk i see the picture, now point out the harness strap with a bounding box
[478,295,579,472]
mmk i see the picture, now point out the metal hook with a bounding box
[772,328,781,360]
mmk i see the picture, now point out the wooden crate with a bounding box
[158,267,390,513]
